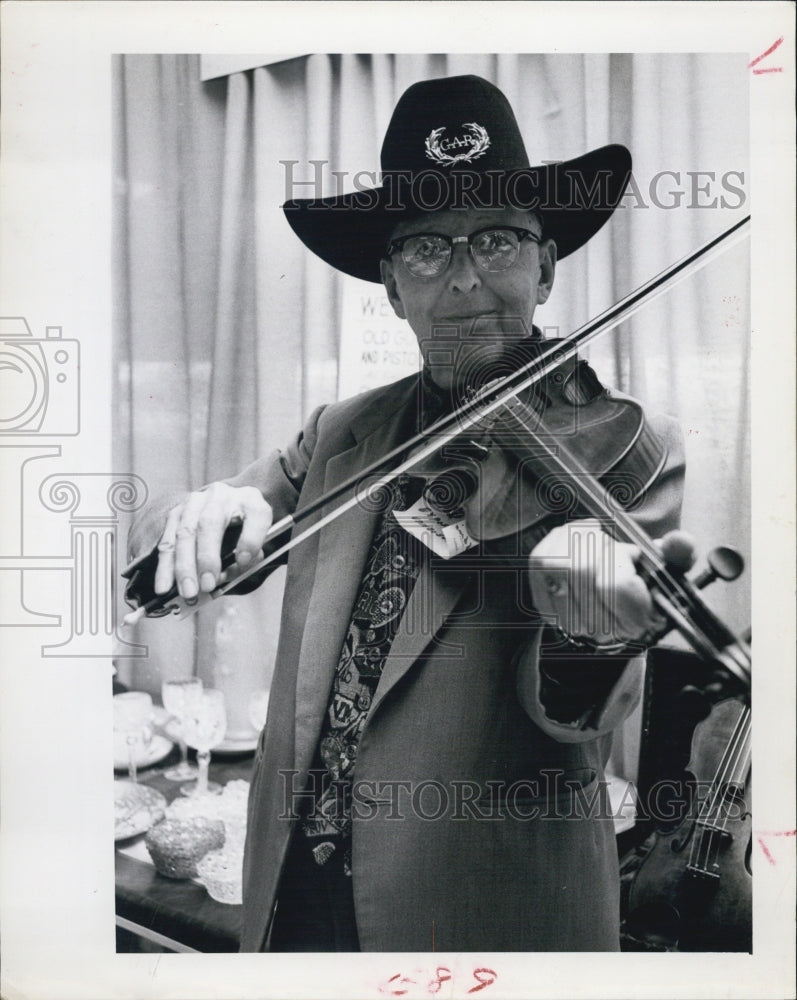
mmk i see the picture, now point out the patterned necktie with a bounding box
[301,472,425,872]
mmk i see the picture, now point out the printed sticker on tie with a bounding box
[392,496,478,559]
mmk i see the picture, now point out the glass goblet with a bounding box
[113,691,153,784]
[180,689,227,798]
[161,677,203,781]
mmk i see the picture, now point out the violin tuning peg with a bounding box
[692,546,745,590]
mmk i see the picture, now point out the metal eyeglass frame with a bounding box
[386,226,542,277]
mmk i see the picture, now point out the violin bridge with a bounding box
[685,864,721,882]
[694,821,734,840]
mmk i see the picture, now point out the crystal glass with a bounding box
[180,689,227,797]
[113,691,153,784]
[161,677,203,781]
[197,848,244,905]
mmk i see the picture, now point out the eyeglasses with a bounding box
[386,226,541,278]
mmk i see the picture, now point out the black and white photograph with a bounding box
[1,4,794,999]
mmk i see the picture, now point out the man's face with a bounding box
[380,207,556,391]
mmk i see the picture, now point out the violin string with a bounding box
[501,401,709,608]
[498,397,751,684]
[688,704,751,875]
[473,214,750,415]
[699,707,751,873]
[132,217,750,625]
[712,705,752,838]
[687,707,746,873]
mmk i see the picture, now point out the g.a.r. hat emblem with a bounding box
[425,123,491,166]
[284,75,632,283]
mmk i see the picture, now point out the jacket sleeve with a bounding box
[223,404,326,523]
[516,409,686,742]
[123,405,326,602]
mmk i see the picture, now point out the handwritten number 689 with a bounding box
[379,966,497,997]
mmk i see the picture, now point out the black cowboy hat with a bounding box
[283,74,631,284]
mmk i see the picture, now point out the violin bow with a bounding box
[124,215,751,650]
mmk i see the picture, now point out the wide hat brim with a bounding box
[283,144,632,284]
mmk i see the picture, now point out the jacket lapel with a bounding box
[366,558,473,720]
[293,379,417,773]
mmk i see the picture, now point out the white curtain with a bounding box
[113,54,750,752]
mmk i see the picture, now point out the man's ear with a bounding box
[380,257,406,320]
[536,239,557,305]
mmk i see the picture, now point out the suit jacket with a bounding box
[128,371,685,952]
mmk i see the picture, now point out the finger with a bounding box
[234,492,274,567]
[528,525,575,624]
[603,543,648,633]
[153,505,182,595]
[528,555,565,619]
[656,529,697,573]
[610,573,661,641]
[530,538,607,634]
[619,543,670,638]
[173,491,209,599]
[560,531,624,637]
[195,503,231,591]
[574,542,661,642]
[528,522,574,563]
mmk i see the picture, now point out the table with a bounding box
[115,755,635,953]
[115,747,255,953]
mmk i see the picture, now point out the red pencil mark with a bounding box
[379,966,495,997]
[380,973,415,996]
[749,36,784,74]
[758,837,776,865]
[757,829,796,864]
[429,967,452,995]
[468,968,498,994]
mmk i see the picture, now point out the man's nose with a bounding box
[447,241,482,293]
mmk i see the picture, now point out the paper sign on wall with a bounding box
[337,276,421,400]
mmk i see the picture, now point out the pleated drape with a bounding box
[113,53,750,758]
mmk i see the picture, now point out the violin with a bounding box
[123,217,751,687]
[625,695,752,951]
[405,338,669,542]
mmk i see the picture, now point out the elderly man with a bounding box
[125,75,685,952]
